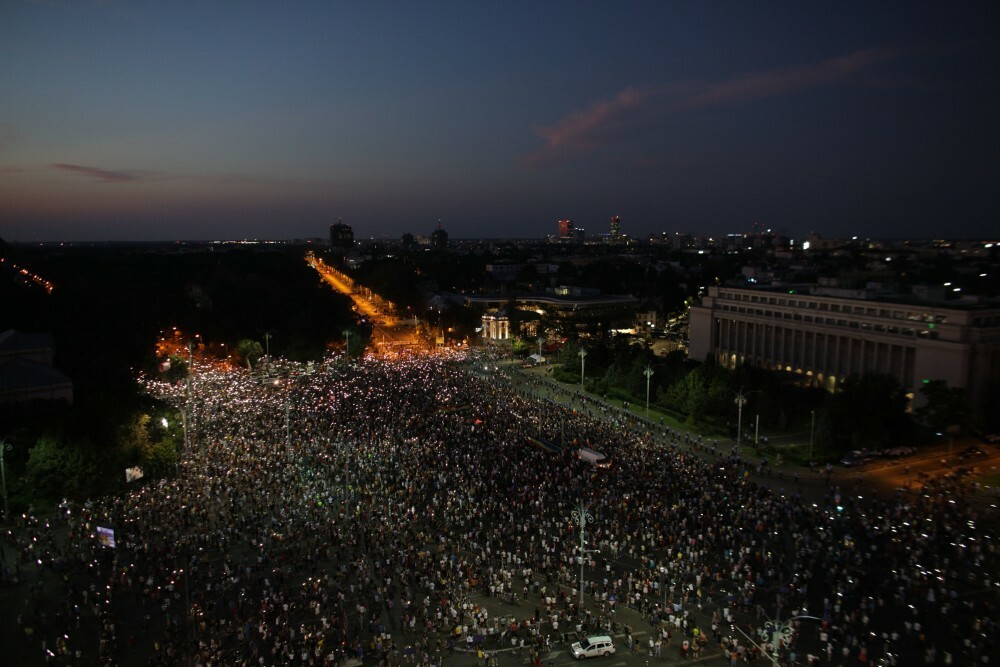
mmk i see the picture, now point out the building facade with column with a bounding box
[481,309,511,341]
[688,286,1000,413]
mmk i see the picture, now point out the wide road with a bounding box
[508,360,1000,510]
[307,252,420,350]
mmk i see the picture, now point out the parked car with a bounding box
[840,451,874,467]
[884,446,915,458]
[959,446,988,460]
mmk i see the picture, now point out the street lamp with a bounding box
[342,329,351,359]
[285,396,291,446]
[946,424,960,462]
[0,439,10,520]
[809,410,815,460]
[571,500,597,605]
[186,341,194,398]
[735,389,747,445]
[537,336,544,359]
[734,388,760,446]
[644,365,655,415]
[642,363,672,418]
[578,348,587,388]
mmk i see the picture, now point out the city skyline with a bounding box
[1,1,997,242]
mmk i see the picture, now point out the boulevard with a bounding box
[307,252,419,350]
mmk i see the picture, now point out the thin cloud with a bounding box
[684,47,899,109]
[522,47,901,168]
[523,87,647,167]
[49,163,156,183]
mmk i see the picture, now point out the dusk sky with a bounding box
[1,1,997,242]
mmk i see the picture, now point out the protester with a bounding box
[2,349,996,666]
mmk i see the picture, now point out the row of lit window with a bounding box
[719,290,948,324]
[716,310,939,340]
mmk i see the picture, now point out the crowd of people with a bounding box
[2,349,997,666]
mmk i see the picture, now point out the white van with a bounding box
[576,447,610,468]
[570,635,616,659]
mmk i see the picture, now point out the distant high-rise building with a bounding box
[431,222,448,249]
[610,215,621,240]
[329,219,354,250]
[558,219,574,240]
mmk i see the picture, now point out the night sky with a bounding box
[1,1,997,242]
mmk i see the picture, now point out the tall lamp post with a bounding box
[809,410,815,459]
[0,439,11,521]
[181,407,189,453]
[735,388,748,445]
[537,336,544,359]
[946,424,960,462]
[734,388,760,446]
[186,341,194,398]
[644,365,655,415]
[578,348,587,388]
[285,396,291,446]
[571,501,596,605]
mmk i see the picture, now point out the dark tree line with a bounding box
[0,245,356,510]
[549,337,965,459]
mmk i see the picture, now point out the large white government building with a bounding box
[689,286,1000,412]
